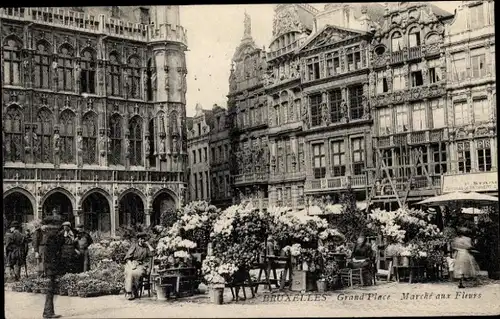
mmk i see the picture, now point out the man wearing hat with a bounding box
[4,221,26,281]
[75,224,93,272]
[123,232,155,300]
[59,221,79,274]
[41,216,64,319]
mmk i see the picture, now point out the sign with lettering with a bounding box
[442,172,498,193]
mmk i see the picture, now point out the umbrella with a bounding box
[417,191,498,207]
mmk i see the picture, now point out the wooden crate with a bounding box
[290,270,316,292]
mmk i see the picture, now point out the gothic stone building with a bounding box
[1,6,188,234]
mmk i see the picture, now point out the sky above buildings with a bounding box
[180,2,461,116]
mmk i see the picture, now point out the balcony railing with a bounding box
[410,131,426,144]
[306,176,350,191]
[0,7,154,42]
[3,167,182,183]
[267,40,300,60]
[391,50,405,64]
[408,46,422,60]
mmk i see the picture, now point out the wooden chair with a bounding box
[131,257,154,299]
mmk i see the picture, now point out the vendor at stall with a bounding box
[123,232,154,300]
[349,233,375,286]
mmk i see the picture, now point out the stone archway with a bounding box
[42,191,75,226]
[152,191,177,226]
[3,191,35,226]
[81,192,111,232]
[119,192,145,228]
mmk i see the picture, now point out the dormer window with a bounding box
[111,6,120,19]
[470,3,485,29]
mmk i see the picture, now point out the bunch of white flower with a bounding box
[179,239,197,249]
[290,243,302,256]
[217,263,238,276]
[173,250,189,258]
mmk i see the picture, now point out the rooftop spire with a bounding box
[243,11,252,40]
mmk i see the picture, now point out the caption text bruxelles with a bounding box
[262,291,482,302]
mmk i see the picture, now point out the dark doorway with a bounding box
[81,192,111,232]
[119,193,145,227]
[42,192,75,225]
[152,192,176,226]
[4,192,34,225]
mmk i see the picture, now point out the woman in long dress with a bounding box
[452,227,480,288]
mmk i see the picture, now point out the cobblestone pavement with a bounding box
[5,281,500,318]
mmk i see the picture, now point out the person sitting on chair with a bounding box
[349,233,375,286]
[123,232,154,300]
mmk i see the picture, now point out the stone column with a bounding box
[144,208,151,227]
[491,136,497,170]
[73,209,82,227]
[110,204,117,237]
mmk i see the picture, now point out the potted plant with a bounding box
[386,243,404,267]
[400,246,412,267]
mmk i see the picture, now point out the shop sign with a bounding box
[442,172,498,193]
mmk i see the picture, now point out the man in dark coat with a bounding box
[5,221,26,281]
[75,224,93,272]
[41,216,64,319]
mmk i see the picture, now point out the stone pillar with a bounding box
[110,205,117,237]
[491,136,497,170]
[144,208,151,227]
[73,210,82,227]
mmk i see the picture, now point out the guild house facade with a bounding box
[195,2,496,212]
[2,6,189,235]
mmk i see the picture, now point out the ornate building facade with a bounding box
[368,3,455,209]
[186,103,212,202]
[298,4,383,208]
[440,0,496,196]
[227,13,270,210]
[2,6,188,234]
[265,4,315,211]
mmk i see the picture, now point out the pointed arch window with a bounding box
[391,31,404,52]
[109,114,123,165]
[36,108,53,163]
[34,42,51,89]
[82,112,98,164]
[3,37,21,85]
[146,58,153,101]
[80,49,96,94]
[59,110,75,164]
[129,116,143,166]
[4,106,24,162]
[148,117,156,167]
[169,111,179,135]
[126,56,141,99]
[57,45,74,91]
[107,52,121,96]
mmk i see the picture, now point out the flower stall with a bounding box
[155,201,220,298]
[368,207,447,282]
[267,206,345,291]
